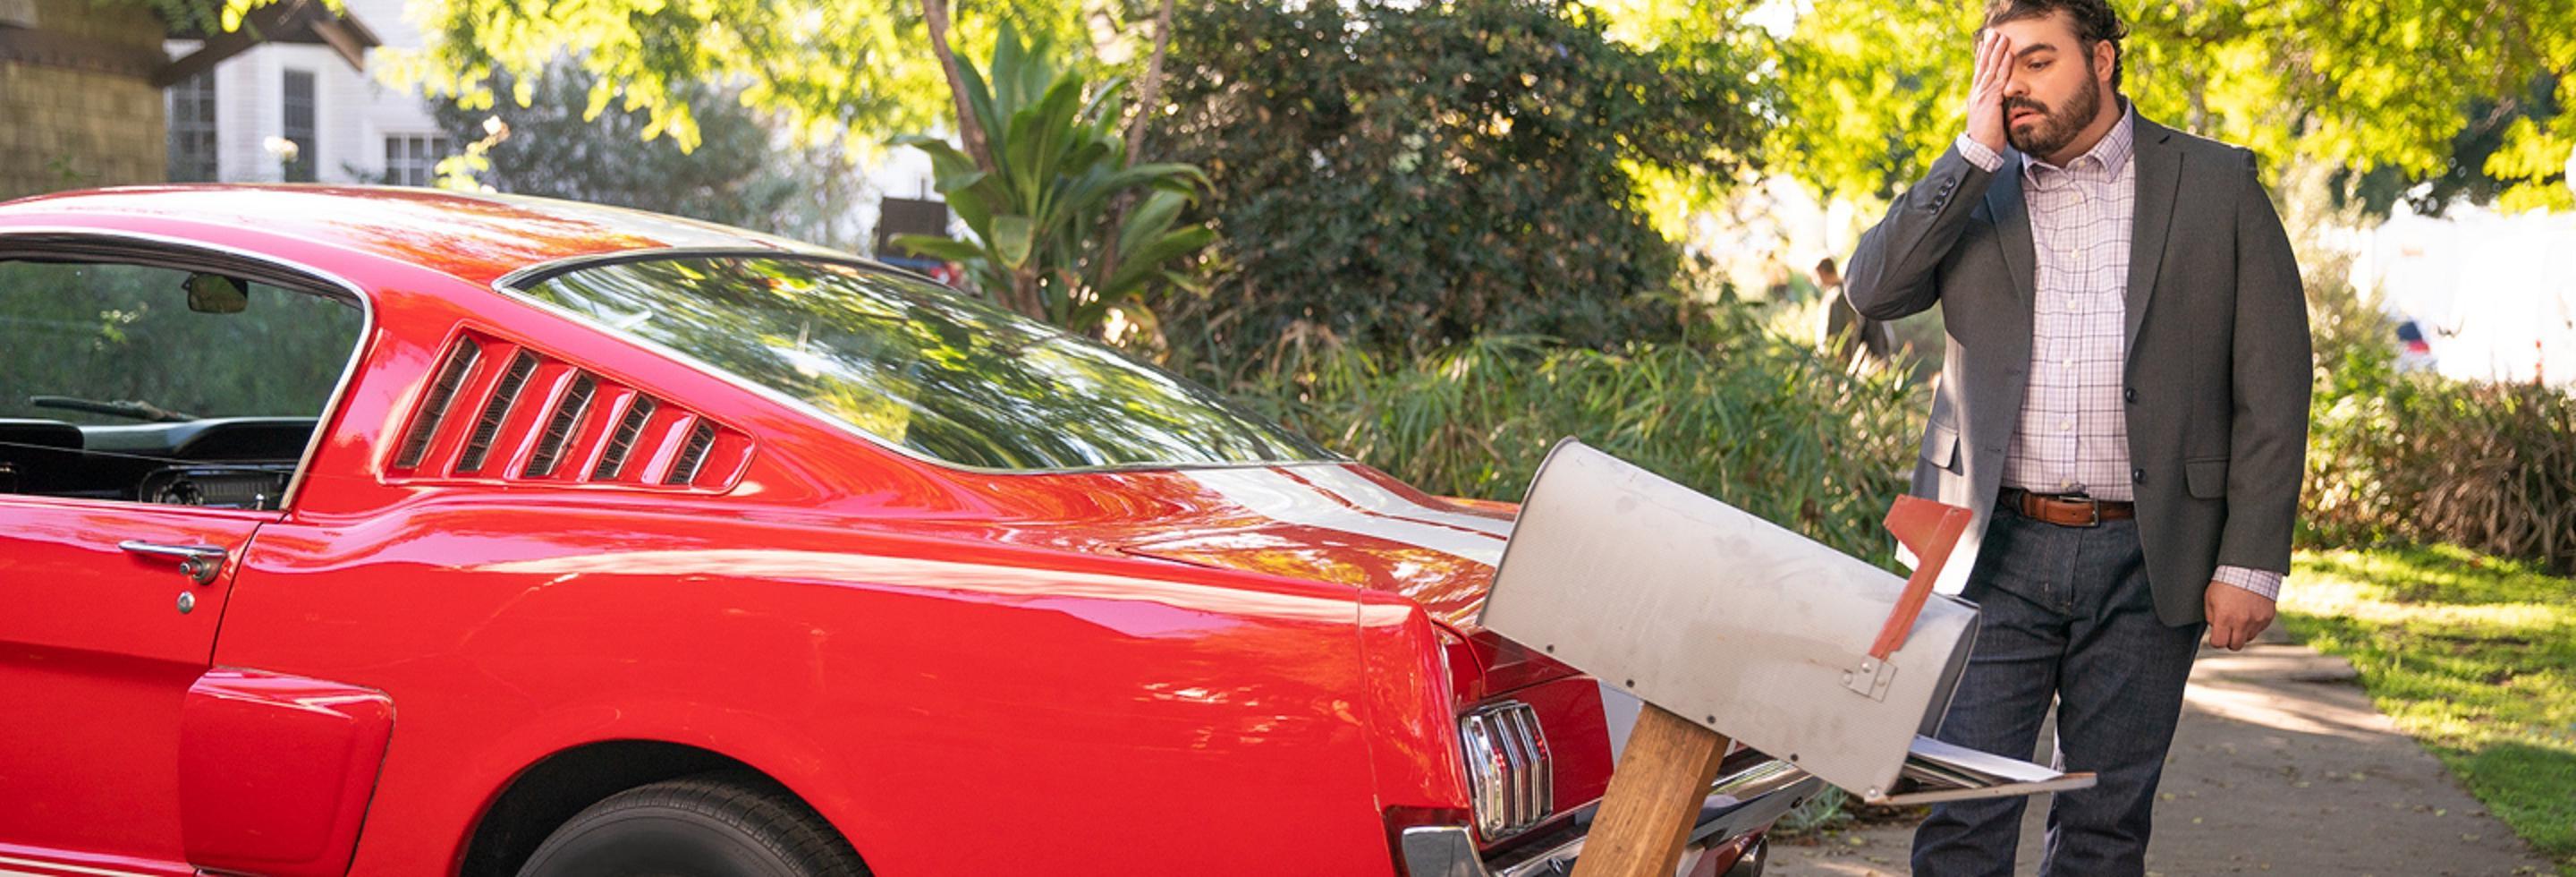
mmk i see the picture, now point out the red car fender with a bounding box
[443,694,864,860]
[1355,593,1473,817]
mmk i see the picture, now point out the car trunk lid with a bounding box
[1111,463,1581,701]
[1118,463,1508,625]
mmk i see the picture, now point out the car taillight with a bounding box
[1459,700,1552,840]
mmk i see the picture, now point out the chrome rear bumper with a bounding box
[1401,760,1822,877]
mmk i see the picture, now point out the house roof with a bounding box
[157,0,379,86]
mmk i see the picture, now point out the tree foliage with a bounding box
[892,25,1216,335]
[135,0,342,43]
[424,65,871,248]
[387,0,1097,154]
[2337,85,2563,217]
[1774,0,2575,212]
[1151,0,1773,378]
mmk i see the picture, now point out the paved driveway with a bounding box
[1769,624,2555,875]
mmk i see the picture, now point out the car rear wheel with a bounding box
[516,771,869,877]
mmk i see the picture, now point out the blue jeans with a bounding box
[1910,504,2206,877]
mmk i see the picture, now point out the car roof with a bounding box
[0,184,844,287]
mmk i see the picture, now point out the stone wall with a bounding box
[0,0,168,201]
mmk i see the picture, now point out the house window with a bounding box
[281,70,317,182]
[384,134,450,187]
[165,72,220,183]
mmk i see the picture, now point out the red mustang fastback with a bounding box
[0,187,1817,877]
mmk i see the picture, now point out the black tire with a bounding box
[516,771,869,877]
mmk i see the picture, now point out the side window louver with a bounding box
[665,420,718,486]
[394,330,748,489]
[590,396,657,481]
[395,337,481,469]
[457,350,538,473]
[522,374,597,478]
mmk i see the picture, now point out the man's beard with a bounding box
[2005,71,2101,160]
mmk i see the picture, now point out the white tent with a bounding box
[2360,205,2576,387]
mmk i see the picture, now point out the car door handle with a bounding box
[118,541,228,585]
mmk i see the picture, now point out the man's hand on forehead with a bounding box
[1966,30,2014,154]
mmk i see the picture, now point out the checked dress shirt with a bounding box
[1955,106,2284,600]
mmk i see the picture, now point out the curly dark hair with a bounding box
[1982,0,2128,89]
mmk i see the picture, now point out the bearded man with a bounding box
[1842,1,2310,874]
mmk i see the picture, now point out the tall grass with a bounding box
[1233,312,1928,565]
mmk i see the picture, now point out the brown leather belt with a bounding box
[2001,488,2134,527]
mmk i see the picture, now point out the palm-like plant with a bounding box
[894,23,1214,337]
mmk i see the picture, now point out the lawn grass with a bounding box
[2284,545,2576,875]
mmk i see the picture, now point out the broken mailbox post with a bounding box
[1480,440,2094,877]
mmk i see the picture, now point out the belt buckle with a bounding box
[2057,494,2101,528]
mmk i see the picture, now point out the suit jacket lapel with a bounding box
[1985,154,2038,309]
[2125,119,2182,354]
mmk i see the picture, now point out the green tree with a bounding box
[2337,83,2563,217]
[424,64,872,248]
[1152,0,1773,378]
[386,0,1130,156]
[1772,1,2574,212]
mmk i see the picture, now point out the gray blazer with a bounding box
[1844,116,2310,626]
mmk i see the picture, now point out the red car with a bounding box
[0,186,1818,877]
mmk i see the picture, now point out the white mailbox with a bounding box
[1480,439,2090,804]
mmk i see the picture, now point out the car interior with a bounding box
[0,243,363,510]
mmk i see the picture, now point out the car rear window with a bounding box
[517,255,1334,472]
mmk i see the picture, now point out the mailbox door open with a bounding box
[1482,439,2091,804]
[1883,735,2097,805]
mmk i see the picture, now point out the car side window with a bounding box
[0,256,365,508]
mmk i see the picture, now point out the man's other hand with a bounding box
[1966,30,2012,154]
[2205,583,2276,651]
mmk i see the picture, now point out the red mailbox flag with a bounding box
[1868,495,1975,661]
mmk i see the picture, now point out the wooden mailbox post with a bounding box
[1480,440,2092,877]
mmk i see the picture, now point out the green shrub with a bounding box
[1151,0,1771,380]
[1235,313,1926,565]
[2304,346,2576,575]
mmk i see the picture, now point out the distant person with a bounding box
[1842,1,2311,875]
[1814,257,1889,364]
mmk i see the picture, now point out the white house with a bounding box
[163,0,451,185]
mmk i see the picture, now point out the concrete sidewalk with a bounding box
[1769,624,2555,875]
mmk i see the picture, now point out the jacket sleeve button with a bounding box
[2123,387,2138,403]
[2131,468,2146,483]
